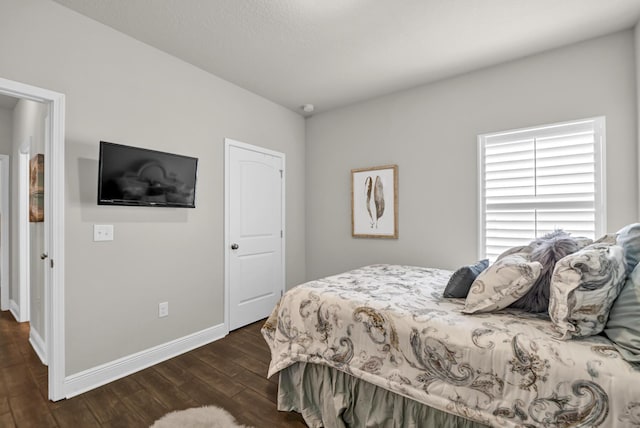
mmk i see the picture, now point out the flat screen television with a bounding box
[97,141,198,208]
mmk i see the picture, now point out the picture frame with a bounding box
[29,153,44,222]
[351,164,398,238]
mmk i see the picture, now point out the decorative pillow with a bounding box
[573,236,594,250]
[443,260,490,298]
[592,233,618,246]
[462,254,542,314]
[549,243,627,340]
[616,223,640,274]
[604,262,640,362]
[511,230,579,313]
[496,245,532,261]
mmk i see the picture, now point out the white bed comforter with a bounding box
[262,264,640,427]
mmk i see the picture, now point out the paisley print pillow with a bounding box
[462,254,542,314]
[495,245,532,261]
[549,243,627,340]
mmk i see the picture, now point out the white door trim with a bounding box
[223,138,286,333]
[0,77,66,401]
[0,155,9,312]
[18,142,31,322]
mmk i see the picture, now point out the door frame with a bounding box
[0,154,9,312]
[223,138,285,333]
[18,141,31,322]
[0,77,66,401]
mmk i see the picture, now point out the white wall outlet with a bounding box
[93,224,114,241]
[158,301,169,318]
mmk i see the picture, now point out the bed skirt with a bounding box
[277,362,490,428]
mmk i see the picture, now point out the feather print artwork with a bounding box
[351,165,397,238]
[374,176,385,226]
[364,175,385,228]
[364,176,374,227]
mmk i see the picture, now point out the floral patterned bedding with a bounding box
[262,264,640,427]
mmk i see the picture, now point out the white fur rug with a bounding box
[150,405,253,428]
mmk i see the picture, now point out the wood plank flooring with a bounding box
[0,310,307,427]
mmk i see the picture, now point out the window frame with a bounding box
[477,117,606,260]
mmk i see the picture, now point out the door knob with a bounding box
[40,253,48,260]
[231,243,239,250]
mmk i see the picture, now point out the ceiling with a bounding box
[53,0,640,114]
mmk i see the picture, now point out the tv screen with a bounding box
[97,141,198,208]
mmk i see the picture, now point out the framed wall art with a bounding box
[351,164,398,238]
[29,153,44,222]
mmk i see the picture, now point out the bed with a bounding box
[262,263,640,428]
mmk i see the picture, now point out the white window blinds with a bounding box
[478,117,605,261]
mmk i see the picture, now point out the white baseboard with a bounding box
[29,327,48,365]
[9,299,20,322]
[64,323,227,398]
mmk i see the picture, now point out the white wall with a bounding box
[306,30,638,280]
[0,0,306,375]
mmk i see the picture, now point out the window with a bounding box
[478,117,605,261]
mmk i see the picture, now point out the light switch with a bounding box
[93,224,114,241]
[159,302,169,318]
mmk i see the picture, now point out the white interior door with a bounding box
[226,139,284,331]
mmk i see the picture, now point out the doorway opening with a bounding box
[0,77,66,401]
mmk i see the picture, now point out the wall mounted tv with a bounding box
[97,141,198,208]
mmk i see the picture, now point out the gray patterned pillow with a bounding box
[462,254,542,314]
[549,243,627,340]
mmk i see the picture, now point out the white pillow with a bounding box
[462,254,542,314]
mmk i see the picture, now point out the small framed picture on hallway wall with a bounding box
[29,153,44,222]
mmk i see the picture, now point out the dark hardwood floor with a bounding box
[0,310,307,427]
